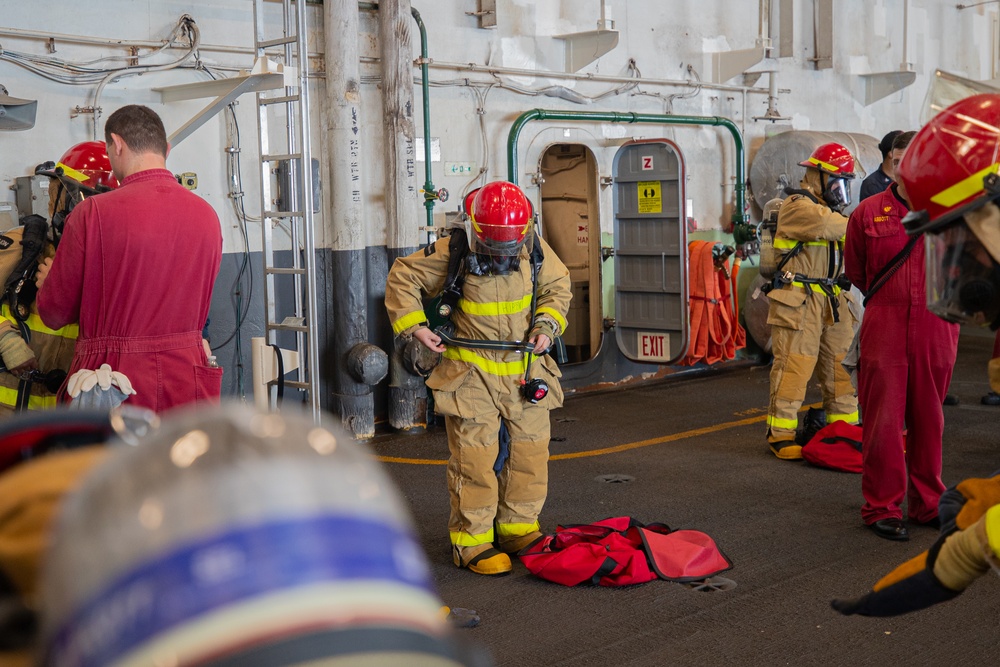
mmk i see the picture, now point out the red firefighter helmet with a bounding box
[899,93,1000,235]
[798,142,856,179]
[466,181,534,256]
[56,141,119,191]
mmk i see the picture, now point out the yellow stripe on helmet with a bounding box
[929,163,1000,208]
[807,156,843,174]
[55,162,91,184]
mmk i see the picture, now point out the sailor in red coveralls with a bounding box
[36,105,223,413]
[844,131,959,541]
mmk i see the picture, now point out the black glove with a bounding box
[831,567,959,617]
[832,508,996,617]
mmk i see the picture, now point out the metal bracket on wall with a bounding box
[554,1,619,73]
[466,0,497,29]
[812,0,833,70]
[554,27,620,73]
[153,57,296,147]
[712,46,764,84]
[856,67,917,106]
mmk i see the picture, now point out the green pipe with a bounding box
[410,8,437,237]
[360,2,437,238]
[506,109,749,230]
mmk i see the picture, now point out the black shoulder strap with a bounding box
[4,215,48,324]
[783,187,820,204]
[863,234,921,306]
[773,241,804,275]
[529,234,544,280]
[445,229,469,291]
[435,230,470,318]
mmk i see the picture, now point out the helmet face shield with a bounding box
[924,208,1000,327]
[465,219,530,256]
[823,176,851,211]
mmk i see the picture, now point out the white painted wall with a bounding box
[0,0,996,251]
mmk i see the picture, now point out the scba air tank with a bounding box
[40,403,484,667]
[748,130,881,218]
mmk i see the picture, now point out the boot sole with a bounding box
[454,547,512,576]
[770,444,803,460]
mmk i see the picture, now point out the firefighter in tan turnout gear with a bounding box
[766,143,860,460]
[0,141,106,416]
[385,181,571,576]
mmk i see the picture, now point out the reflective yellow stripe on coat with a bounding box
[0,385,57,410]
[1,305,78,339]
[443,347,527,376]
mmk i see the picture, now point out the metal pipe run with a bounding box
[360,2,438,237]
[506,109,748,229]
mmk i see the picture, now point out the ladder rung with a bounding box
[257,35,298,49]
[268,379,311,390]
[263,210,303,219]
[262,153,301,162]
[261,95,300,106]
[267,315,306,330]
[268,324,309,333]
[265,267,307,276]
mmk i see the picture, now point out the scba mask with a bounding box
[822,176,851,212]
[923,201,1000,328]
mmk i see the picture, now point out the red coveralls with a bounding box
[844,185,959,524]
[37,169,223,413]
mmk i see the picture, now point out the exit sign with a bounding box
[636,331,671,362]
[444,161,476,175]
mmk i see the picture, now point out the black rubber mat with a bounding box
[371,329,999,666]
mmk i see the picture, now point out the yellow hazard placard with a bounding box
[638,181,662,214]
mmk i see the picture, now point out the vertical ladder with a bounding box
[252,0,321,420]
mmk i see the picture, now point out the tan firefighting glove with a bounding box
[0,330,34,373]
[529,316,559,342]
[989,357,1000,395]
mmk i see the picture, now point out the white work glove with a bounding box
[66,364,136,398]
[67,364,137,410]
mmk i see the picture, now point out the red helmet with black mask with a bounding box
[799,142,856,212]
[465,181,534,257]
[899,93,1000,328]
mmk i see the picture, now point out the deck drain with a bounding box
[595,474,634,484]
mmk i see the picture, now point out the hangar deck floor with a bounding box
[370,329,998,667]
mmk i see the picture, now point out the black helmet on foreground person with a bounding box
[38,402,491,667]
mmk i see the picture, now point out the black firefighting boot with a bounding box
[795,407,827,446]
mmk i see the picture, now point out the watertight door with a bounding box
[611,140,687,364]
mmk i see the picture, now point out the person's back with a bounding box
[47,172,220,340]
